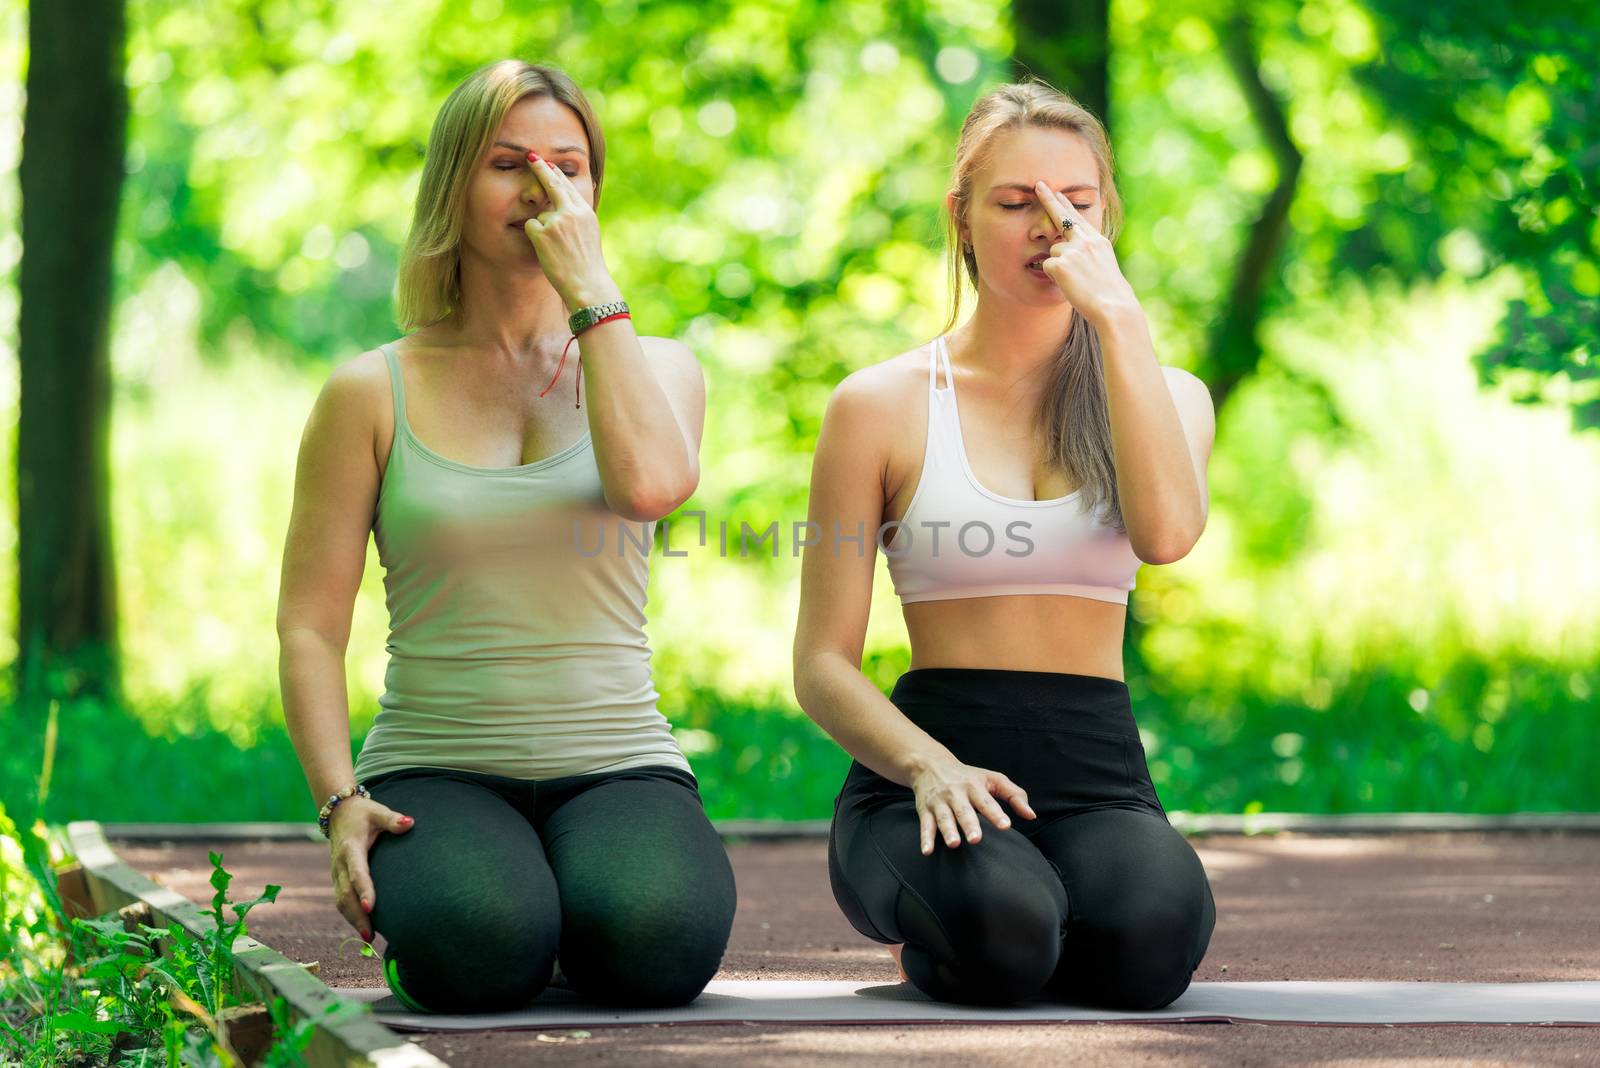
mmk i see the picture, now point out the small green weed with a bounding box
[0,804,340,1067]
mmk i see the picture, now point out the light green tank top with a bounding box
[352,343,690,783]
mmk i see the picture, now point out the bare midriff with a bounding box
[903,594,1127,681]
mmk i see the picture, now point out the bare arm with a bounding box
[577,330,705,522]
[521,155,701,520]
[1032,183,1215,564]
[275,357,381,805]
[276,352,415,940]
[792,374,951,785]
[1099,311,1215,563]
[794,372,1036,854]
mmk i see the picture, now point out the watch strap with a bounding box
[568,300,630,335]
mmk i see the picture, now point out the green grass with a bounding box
[4,650,1594,825]
[1130,655,1599,813]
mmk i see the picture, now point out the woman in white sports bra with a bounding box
[793,79,1217,1008]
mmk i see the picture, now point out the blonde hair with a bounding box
[395,60,606,331]
[942,79,1127,529]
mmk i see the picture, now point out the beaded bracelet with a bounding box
[317,784,370,839]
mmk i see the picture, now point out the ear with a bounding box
[944,190,969,246]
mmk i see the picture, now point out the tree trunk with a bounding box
[1206,11,1303,416]
[16,0,128,709]
[1011,0,1110,128]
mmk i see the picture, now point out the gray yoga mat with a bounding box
[340,980,1600,1031]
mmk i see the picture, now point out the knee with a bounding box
[383,899,560,1013]
[900,877,1064,1004]
[1065,888,1214,1011]
[562,884,735,1007]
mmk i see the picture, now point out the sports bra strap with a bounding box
[931,335,953,392]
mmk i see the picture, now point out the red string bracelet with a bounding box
[538,311,632,408]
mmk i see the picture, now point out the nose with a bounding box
[1028,204,1057,242]
[521,175,550,212]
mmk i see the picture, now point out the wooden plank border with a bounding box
[65,821,447,1068]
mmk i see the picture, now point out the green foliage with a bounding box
[261,993,369,1068]
[1350,0,1600,431]
[1,2,1597,822]
[113,0,1007,398]
[189,851,283,1018]
[0,803,200,1066]
[0,803,327,1067]
[3,646,1597,822]
[1133,655,1599,813]
[1111,0,1599,428]
[665,685,852,821]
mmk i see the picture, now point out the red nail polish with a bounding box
[399,816,413,825]
[362,899,371,913]
[529,151,541,161]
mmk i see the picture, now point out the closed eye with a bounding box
[494,161,580,176]
[1001,202,1091,211]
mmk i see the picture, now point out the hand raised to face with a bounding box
[1032,179,1136,328]
[520,152,621,312]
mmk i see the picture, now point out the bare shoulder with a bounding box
[307,345,396,469]
[317,342,385,390]
[826,342,929,425]
[816,343,933,498]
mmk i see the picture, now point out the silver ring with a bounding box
[1060,217,1074,233]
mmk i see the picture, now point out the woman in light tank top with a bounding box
[794,80,1218,1008]
[278,60,733,1013]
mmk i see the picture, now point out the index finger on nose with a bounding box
[529,152,577,210]
[1034,181,1081,234]
[525,151,561,202]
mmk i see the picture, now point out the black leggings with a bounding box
[365,763,736,1012]
[828,669,1215,1009]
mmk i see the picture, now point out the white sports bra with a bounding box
[883,335,1142,606]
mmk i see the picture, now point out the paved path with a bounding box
[115,832,1600,1066]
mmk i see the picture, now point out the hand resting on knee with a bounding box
[326,797,415,945]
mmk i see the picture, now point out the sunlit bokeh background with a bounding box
[1,0,1595,821]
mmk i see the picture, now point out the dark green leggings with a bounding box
[364,763,736,1012]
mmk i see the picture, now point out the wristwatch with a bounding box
[568,300,630,335]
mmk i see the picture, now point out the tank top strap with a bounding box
[381,343,407,429]
[378,342,412,481]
